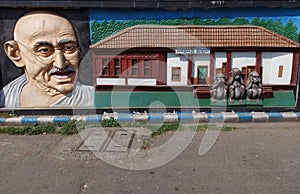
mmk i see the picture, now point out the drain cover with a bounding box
[77,128,135,152]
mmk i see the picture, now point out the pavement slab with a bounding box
[0,122,300,193]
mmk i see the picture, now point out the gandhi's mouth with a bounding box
[48,67,76,79]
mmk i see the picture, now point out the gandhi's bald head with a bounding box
[13,11,76,43]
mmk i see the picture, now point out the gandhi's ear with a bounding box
[3,40,25,68]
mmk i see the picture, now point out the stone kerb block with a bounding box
[71,115,87,122]
[102,112,118,120]
[133,112,149,122]
[251,112,269,122]
[163,113,178,123]
[37,116,55,124]
[222,112,239,122]
[281,112,298,121]
[192,112,209,123]
[5,116,23,125]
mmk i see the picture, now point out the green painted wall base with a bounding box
[245,99,263,106]
[94,91,295,109]
[263,91,295,107]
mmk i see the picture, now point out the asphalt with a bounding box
[0,122,300,194]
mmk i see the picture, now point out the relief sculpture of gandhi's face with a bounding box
[6,12,80,95]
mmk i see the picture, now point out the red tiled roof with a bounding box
[90,25,300,49]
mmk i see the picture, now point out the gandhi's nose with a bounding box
[53,51,68,69]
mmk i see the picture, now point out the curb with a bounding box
[0,111,300,125]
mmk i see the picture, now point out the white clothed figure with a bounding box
[0,74,94,108]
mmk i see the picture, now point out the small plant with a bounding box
[194,124,236,132]
[0,126,19,135]
[150,123,182,137]
[0,123,56,135]
[59,120,79,135]
[27,123,56,135]
[8,112,19,117]
[101,117,120,127]
[193,124,209,132]
[220,126,236,132]
[74,121,87,131]
[0,112,19,118]
[140,140,151,150]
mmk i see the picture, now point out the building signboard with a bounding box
[175,48,210,55]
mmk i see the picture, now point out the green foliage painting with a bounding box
[91,18,298,44]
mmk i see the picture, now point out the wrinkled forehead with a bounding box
[14,13,76,42]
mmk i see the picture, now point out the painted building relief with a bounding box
[90,23,300,108]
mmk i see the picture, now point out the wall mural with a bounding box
[90,12,300,109]
[1,8,300,109]
[0,11,94,108]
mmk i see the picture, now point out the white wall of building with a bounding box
[167,53,188,85]
[261,52,293,85]
[166,51,294,86]
[128,78,157,86]
[96,78,126,85]
[231,52,256,70]
[214,52,227,70]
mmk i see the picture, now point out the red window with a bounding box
[114,59,121,75]
[144,60,151,76]
[278,65,284,78]
[95,53,158,78]
[171,67,181,82]
[102,58,109,75]
[132,59,139,76]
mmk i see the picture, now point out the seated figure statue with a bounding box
[246,71,263,102]
[210,73,228,104]
[228,68,245,102]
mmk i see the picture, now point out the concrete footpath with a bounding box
[0,122,300,193]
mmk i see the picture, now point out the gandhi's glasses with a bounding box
[15,40,80,65]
